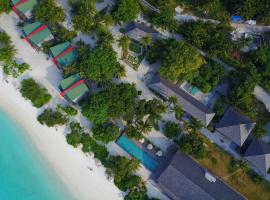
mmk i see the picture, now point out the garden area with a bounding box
[198,135,270,200]
[126,41,145,70]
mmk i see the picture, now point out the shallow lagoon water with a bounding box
[0,110,75,200]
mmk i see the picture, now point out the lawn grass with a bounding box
[198,136,270,200]
[129,42,142,54]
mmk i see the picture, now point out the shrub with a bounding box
[92,123,120,143]
[66,122,83,147]
[20,79,51,108]
[37,109,68,127]
[57,105,78,116]
[163,121,180,139]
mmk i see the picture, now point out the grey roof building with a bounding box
[216,107,255,147]
[148,74,215,126]
[125,21,159,42]
[156,151,246,200]
[244,139,270,173]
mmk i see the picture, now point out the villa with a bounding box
[244,139,270,173]
[49,42,78,69]
[125,21,159,42]
[11,0,37,20]
[216,107,256,147]
[22,22,54,49]
[154,151,246,200]
[59,73,89,103]
[148,74,215,126]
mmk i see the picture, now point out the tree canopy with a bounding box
[0,31,16,62]
[0,0,11,15]
[66,122,84,147]
[112,0,140,23]
[37,109,68,127]
[35,0,65,25]
[92,123,120,143]
[147,39,205,82]
[80,46,125,82]
[20,78,51,108]
[164,121,180,139]
[71,0,97,34]
[81,83,139,124]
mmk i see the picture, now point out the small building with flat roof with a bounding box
[244,139,270,173]
[59,74,89,103]
[125,21,159,42]
[49,42,78,69]
[148,74,215,126]
[11,0,37,20]
[22,22,54,49]
[216,107,255,147]
[155,151,246,200]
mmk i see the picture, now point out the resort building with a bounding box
[244,139,270,173]
[22,22,54,49]
[59,73,89,103]
[154,151,246,200]
[148,74,215,126]
[11,0,37,20]
[49,42,78,69]
[125,21,159,42]
[216,107,256,147]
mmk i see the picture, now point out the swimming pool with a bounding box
[116,135,158,171]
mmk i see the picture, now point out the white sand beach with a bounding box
[0,13,122,200]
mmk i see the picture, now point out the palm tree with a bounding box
[141,35,152,50]
[118,35,130,59]
[190,118,202,132]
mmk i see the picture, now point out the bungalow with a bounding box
[216,107,256,147]
[11,0,37,20]
[155,151,246,200]
[59,73,89,103]
[244,139,270,173]
[125,21,159,42]
[49,42,78,69]
[22,22,54,49]
[148,74,215,126]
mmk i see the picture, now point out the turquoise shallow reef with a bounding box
[0,110,75,200]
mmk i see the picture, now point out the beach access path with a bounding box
[0,12,122,200]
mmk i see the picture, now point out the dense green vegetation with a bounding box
[191,61,225,93]
[0,31,16,62]
[0,0,11,15]
[3,62,30,78]
[80,46,125,82]
[37,109,68,127]
[179,21,234,57]
[92,123,120,143]
[179,132,205,159]
[81,83,139,124]
[178,0,270,24]
[70,0,97,34]
[143,0,178,31]
[57,105,78,116]
[35,0,65,25]
[51,24,77,42]
[111,0,140,24]
[147,39,205,82]
[163,121,180,139]
[20,79,52,108]
[66,122,84,147]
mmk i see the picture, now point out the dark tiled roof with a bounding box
[156,151,246,200]
[125,21,158,34]
[216,107,255,146]
[244,139,270,173]
[148,74,215,126]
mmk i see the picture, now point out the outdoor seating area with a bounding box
[138,136,164,159]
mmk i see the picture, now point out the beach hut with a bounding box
[59,73,89,103]
[11,0,37,20]
[49,42,78,69]
[22,22,54,49]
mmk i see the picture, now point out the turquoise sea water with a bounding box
[0,110,75,200]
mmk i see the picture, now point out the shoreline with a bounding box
[0,74,122,200]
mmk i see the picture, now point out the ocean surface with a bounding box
[0,110,75,200]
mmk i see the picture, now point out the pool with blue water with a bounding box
[116,135,158,171]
